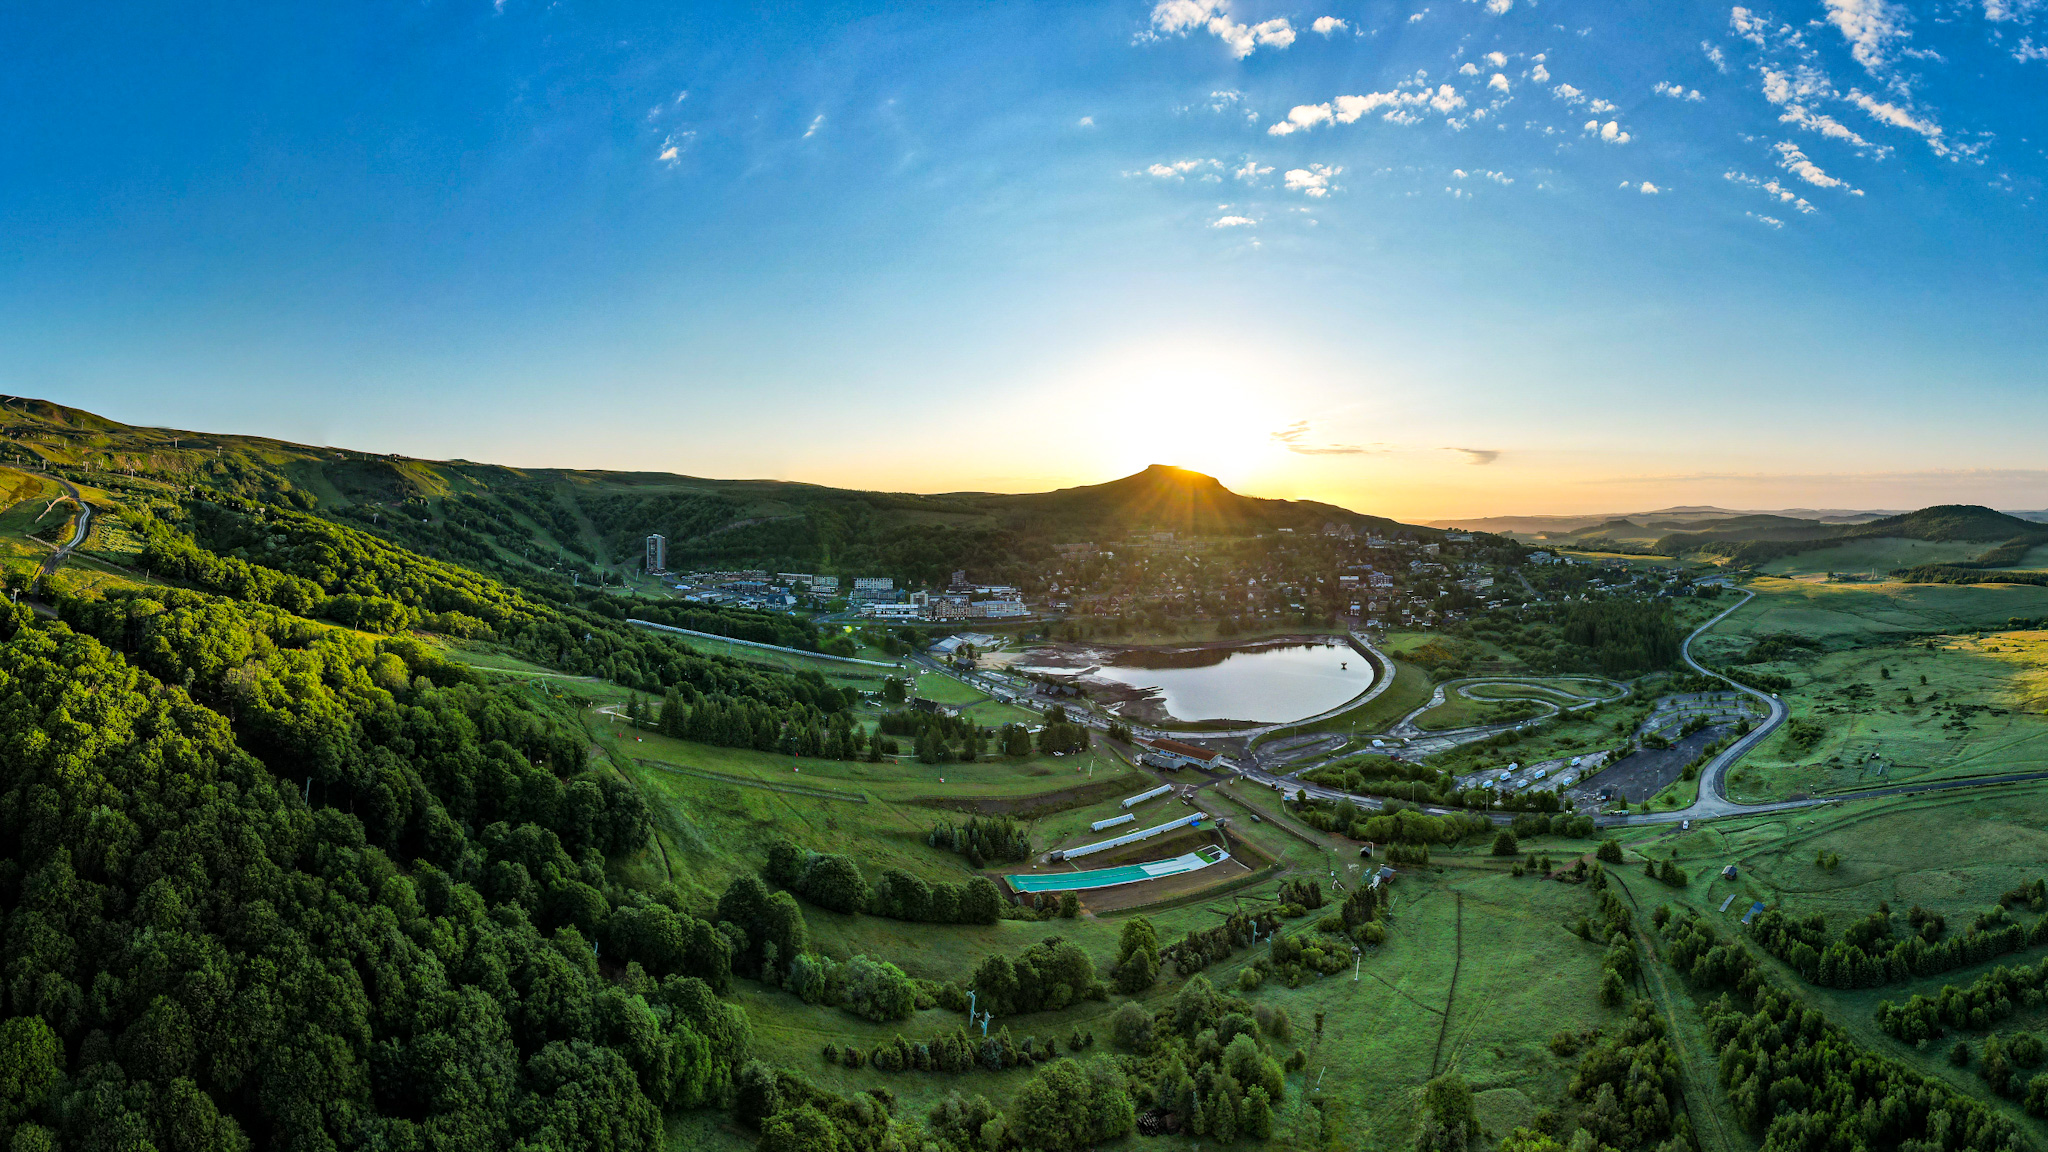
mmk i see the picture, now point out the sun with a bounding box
[1078,347,1292,485]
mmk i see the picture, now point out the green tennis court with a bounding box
[1007,846,1230,893]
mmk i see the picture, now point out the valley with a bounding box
[5,396,2048,1152]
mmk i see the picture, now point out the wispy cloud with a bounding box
[803,114,824,139]
[1137,158,1222,179]
[1844,89,1951,155]
[1652,81,1704,101]
[1725,170,1817,213]
[1449,447,1502,465]
[1212,214,1257,227]
[1773,141,1862,193]
[1272,420,1374,454]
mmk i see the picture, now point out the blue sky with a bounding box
[1,0,2043,518]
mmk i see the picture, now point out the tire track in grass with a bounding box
[1429,891,1464,1077]
[1610,873,1745,1152]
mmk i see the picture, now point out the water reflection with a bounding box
[1088,640,1373,724]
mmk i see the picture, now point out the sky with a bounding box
[1,0,2044,520]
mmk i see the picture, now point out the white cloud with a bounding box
[1703,41,1729,71]
[803,114,824,139]
[1844,89,1949,154]
[1233,159,1274,180]
[1639,181,1661,193]
[1211,215,1257,227]
[1530,63,1550,81]
[1313,15,1347,34]
[1730,7,1768,47]
[1773,141,1861,192]
[1459,62,1480,75]
[1589,98,1616,114]
[1485,0,1511,12]
[1758,68,1893,156]
[2018,37,2048,60]
[1409,9,1427,20]
[1489,72,1511,92]
[1284,163,1343,196]
[1485,51,1508,67]
[1268,87,1466,134]
[1585,119,1632,143]
[1078,116,1095,126]
[1552,83,1584,103]
[1268,103,1335,135]
[1142,158,1222,178]
[1653,81,1704,101]
[1747,211,1786,228]
[1823,0,1911,75]
[1725,169,1817,212]
[1455,168,1513,183]
[1149,0,1296,58]
[1985,0,2043,20]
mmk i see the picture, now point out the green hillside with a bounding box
[0,397,1428,588]
[1657,502,2048,571]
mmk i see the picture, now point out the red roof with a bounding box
[1146,737,1220,761]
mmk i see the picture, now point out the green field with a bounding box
[1692,576,2048,660]
[1686,578,2048,800]
[1610,786,2048,1144]
[1757,536,1992,576]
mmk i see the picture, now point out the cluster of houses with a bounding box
[856,572,1033,623]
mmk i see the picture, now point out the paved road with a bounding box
[910,594,2048,829]
[1235,587,2048,829]
[33,474,91,589]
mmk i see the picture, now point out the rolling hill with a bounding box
[1658,503,2048,573]
[0,396,1431,586]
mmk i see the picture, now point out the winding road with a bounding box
[912,588,2048,829]
[33,473,91,589]
[1232,588,2048,828]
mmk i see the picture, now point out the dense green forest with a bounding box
[0,468,997,1150]
[1456,600,1683,678]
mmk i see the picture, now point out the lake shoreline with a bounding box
[1013,634,1371,725]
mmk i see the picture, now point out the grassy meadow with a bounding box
[1609,786,2048,1144]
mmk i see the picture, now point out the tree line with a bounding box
[1662,908,2025,1150]
[1749,899,2048,990]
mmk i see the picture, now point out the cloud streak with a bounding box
[1449,447,1501,465]
[1272,420,1374,454]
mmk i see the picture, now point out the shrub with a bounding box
[1110,1002,1155,1053]
[1492,831,1520,856]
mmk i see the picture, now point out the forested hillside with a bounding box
[0,429,932,1148]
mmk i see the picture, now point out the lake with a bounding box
[1085,639,1374,725]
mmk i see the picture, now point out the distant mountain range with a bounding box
[1427,507,1906,536]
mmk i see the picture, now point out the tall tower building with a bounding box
[644,534,666,575]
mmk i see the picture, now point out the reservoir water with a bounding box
[1086,639,1374,725]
